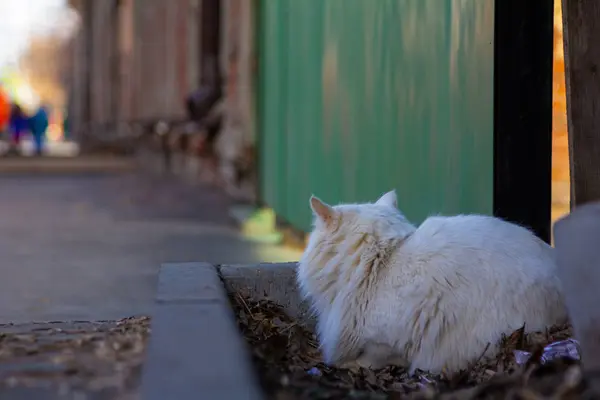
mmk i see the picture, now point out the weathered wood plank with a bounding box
[562,0,600,207]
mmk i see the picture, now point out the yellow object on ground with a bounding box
[241,208,283,244]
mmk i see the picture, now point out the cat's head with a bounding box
[307,190,412,245]
[298,190,415,290]
[297,190,415,319]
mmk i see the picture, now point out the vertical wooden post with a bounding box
[111,1,122,123]
[200,0,222,88]
[562,0,600,208]
[83,0,93,129]
[556,0,600,371]
[117,0,135,123]
[493,0,554,243]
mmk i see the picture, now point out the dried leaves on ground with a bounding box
[231,295,594,400]
[0,316,150,399]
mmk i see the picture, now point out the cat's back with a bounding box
[381,213,565,362]
[397,213,555,278]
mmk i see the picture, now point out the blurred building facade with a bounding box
[66,0,256,195]
[67,0,205,127]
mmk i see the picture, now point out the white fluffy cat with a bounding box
[297,190,567,374]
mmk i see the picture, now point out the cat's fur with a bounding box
[297,190,567,374]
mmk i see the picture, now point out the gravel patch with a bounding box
[0,316,150,399]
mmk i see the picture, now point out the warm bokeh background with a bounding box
[552,1,570,221]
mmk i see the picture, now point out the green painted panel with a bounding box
[284,0,326,230]
[258,0,289,217]
[258,0,494,233]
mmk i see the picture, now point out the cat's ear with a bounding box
[310,195,337,223]
[375,190,397,208]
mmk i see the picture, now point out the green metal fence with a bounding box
[258,0,494,232]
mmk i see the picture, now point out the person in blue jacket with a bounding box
[9,103,29,155]
[28,105,49,156]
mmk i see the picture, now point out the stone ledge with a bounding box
[155,262,226,303]
[139,263,262,400]
[218,262,312,325]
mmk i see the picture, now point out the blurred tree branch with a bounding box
[18,33,71,110]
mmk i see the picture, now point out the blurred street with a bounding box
[0,168,301,324]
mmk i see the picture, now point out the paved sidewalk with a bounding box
[0,139,80,158]
[0,170,301,324]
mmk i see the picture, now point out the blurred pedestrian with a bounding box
[184,86,223,184]
[184,85,223,153]
[63,109,70,141]
[185,85,220,122]
[28,104,49,156]
[9,103,28,155]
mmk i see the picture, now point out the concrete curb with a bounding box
[218,262,313,326]
[139,263,263,400]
